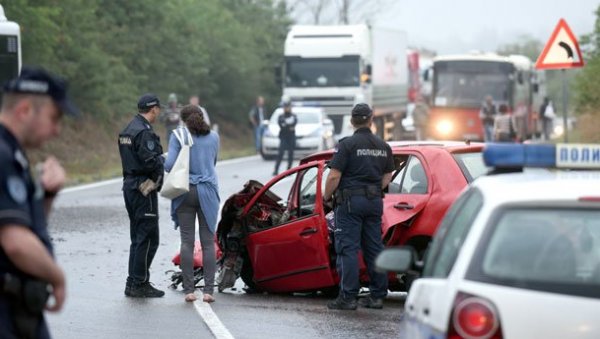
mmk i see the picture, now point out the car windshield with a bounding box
[285,56,360,87]
[453,151,489,182]
[471,207,600,298]
[270,111,321,125]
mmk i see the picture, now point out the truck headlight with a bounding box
[436,120,453,135]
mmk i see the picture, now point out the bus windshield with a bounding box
[285,56,360,87]
[433,60,513,108]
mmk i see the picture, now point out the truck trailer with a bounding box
[282,24,408,140]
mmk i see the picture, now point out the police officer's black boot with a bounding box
[128,282,165,298]
[124,282,132,297]
[358,296,384,309]
[327,295,357,310]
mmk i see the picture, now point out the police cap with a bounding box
[138,93,161,110]
[3,66,79,116]
[351,103,372,118]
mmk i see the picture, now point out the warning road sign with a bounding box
[535,18,584,70]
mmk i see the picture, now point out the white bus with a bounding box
[0,5,20,85]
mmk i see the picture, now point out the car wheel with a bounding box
[240,256,263,293]
[260,149,276,160]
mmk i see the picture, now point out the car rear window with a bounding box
[467,206,600,298]
[453,152,488,182]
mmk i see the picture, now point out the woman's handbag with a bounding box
[160,127,193,199]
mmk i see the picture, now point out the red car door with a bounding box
[381,153,432,240]
[244,163,335,293]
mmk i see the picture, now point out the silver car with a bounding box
[261,106,335,160]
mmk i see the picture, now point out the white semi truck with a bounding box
[282,24,408,140]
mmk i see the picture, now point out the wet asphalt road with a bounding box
[45,155,405,338]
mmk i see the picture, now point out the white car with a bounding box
[378,143,600,339]
[260,106,335,160]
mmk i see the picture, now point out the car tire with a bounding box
[260,149,276,160]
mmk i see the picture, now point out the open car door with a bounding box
[382,154,432,239]
[243,162,335,293]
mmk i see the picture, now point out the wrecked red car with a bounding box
[216,141,487,294]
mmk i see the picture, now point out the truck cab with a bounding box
[283,25,408,140]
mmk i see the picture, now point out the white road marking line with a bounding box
[61,178,122,193]
[194,293,235,339]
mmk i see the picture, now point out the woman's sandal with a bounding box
[185,293,197,302]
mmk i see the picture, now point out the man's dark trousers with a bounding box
[274,137,295,173]
[334,195,388,299]
[123,178,159,285]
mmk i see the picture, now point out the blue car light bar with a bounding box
[484,143,600,169]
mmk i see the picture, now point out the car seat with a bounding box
[408,165,427,194]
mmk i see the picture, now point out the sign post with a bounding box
[535,18,584,143]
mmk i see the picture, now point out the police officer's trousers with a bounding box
[123,179,160,286]
[333,195,388,300]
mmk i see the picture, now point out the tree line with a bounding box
[5,0,290,123]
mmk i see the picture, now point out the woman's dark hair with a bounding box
[499,103,509,114]
[181,104,210,136]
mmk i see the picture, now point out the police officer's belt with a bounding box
[336,186,382,203]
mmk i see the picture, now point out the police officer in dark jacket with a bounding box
[272,99,297,176]
[119,93,165,298]
[0,67,78,338]
[323,103,394,310]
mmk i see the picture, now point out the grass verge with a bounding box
[28,114,254,186]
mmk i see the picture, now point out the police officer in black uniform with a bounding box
[323,103,394,310]
[0,67,78,338]
[273,99,297,176]
[119,93,165,298]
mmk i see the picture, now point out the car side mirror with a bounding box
[375,247,414,273]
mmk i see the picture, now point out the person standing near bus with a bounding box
[479,95,496,142]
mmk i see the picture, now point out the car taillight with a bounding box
[448,292,502,339]
[579,196,600,202]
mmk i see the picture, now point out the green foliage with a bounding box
[3,0,290,121]
[575,4,600,115]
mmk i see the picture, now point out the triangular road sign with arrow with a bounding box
[535,18,584,70]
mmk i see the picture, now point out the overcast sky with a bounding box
[290,0,599,55]
[376,0,598,54]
